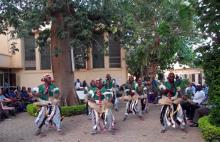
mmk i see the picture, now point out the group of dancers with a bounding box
[32,72,187,136]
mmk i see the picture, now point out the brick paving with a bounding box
[0,104,204,142]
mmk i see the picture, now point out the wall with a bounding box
[15,47,127,88]
[165,68,205,85]
[0,34,23,68]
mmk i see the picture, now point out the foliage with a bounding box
[0,0,123,65]
[120,0,199,76]
[198,116,220,142]
[26,103,86,117]
[179,79,190,89]
[26,104,38,117]
[193,0,220,126]
[61,104,86,116]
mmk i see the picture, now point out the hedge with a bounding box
[26,103,86,117]
[198,116,220,142]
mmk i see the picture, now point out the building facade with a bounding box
[164,64,205,85]
[0,33,128,88]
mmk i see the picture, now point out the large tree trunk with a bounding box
[50,11,79,106]
[147,62,158,81]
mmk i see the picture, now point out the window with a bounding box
[184,74,187,79]
[192,74,195,82]
[9,73,16,87]
[92,34,104,68]
[0,73,3,87]
[40,47,51,70]
[24,35,36,70]
[74,47,87,69]
[198,73,202,85]
[109,34,121,68]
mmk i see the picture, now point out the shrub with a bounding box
[26,104,38,117]
[26,104,86,117]
[198,116,220,142]
[203,48,220,126]
[61,104,86,116]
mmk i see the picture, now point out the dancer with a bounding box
[159,72,187,133]
[136,78,148,112]
[104,74,119,111]
[122,76,143,121]
[38,74,56,101]
[87,78,115,135]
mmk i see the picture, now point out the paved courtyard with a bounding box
[0,104,204,142]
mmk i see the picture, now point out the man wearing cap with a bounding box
[38,74,56,101]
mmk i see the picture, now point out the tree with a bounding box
[0,0,121,105]
[193,0,220,126]
[119,0,198,80]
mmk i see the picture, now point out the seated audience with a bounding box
[181,84,206,120]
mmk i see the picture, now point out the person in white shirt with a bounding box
[181,84,206,120]
[75,79,81,90]
[192,88,205,105]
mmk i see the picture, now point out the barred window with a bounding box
[40,47,51,70]
[74,47,87,69]
[92,34,104,68]
[109,34,121,68]
[192,74,195,82]
[198,73,202,85]
[24,35,36,70]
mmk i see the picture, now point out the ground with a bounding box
[0,104,204,142]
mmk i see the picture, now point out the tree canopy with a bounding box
[118,0,198,78]
[193,0,220,126]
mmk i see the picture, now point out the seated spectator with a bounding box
[181,84,206,120]
[190,106,210,127]
[185,82,196,97]
[20,87,32,104]
[0,88,12,103]
[75,79,81,90]
[0,88,15,117]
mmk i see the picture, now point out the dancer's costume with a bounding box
[159,81,186,132]
[104,78,119,111]
[122,81,143,120]
[34,96,62,132]
[136,84,148,112]
[88,86,115,134]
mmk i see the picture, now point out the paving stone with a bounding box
[0,105,204,142]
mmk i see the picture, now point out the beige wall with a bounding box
[16,68,127,88]
[0,34,23,68]
[14,47,127,88]
[165,68,205,85]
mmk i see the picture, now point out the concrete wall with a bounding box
[0,34,23,68]
[14,47,127,88]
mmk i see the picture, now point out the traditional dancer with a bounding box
[122,76,143,121]
[159,72,187,133]
[136,78,148,112]
[38,74,56,101]
[104,74,119,111]
[34,74,63,136]
[87,79,115,135]
[34,87,63,136]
